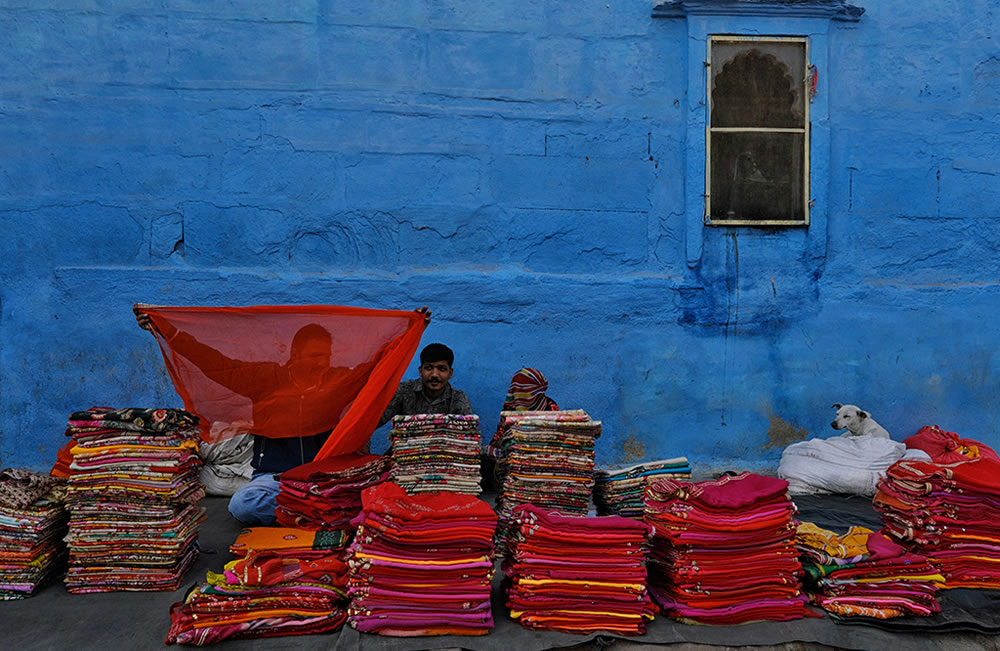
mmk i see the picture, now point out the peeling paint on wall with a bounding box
[762,408,810,451]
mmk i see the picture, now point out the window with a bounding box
[706,36,810,226]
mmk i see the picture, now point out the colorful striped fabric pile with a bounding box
[347,481,497,636]
[389,414,482,495]
[276,454,387,530]
[875,457,1000,589]
[491,410,601,552]
[796,522,944,619]
[645,473,816,624]
[167,527,349,645]
[0,470,68,599]
[595,457,692,518]
[504,504,656,634]
[63,407,206,593]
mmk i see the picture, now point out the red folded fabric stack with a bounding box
[796,522,944,619]
[875,456,1000,589]
[503,504,656,634]
[346,482,497,636]
[276,454,387,531]
[167,526,350,645]
[644,472,816,624]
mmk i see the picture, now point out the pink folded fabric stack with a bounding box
[644,472,817,624]
[346,482,497,636]
[503,504,657,634]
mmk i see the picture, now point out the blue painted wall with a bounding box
[2,1,999,472]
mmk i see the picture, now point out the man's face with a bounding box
[289,338,332,380]
[419,360,453,394]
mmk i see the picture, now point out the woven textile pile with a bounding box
[63,407,206,592]
[644,472,815,624]
[0,470,68,599]
[491,410,601,552]
[595,457,692,518]
[503,504,656,634]
[166,527,349,645]
[875,456,1000,589]
[347,482,497,636]
[796,522,944,619]
[389,414,482,495]
[276,454,387,530]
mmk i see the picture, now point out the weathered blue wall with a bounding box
[2,1,999,472]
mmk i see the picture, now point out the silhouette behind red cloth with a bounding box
[144,305,425,458]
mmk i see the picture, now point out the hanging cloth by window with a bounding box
[143,305,425,459]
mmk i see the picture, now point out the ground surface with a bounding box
[3,494,999,650]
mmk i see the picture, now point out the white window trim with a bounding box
[705,35,811,227]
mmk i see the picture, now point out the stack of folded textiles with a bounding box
[595,457,692,518]
[875,457,1000,589]
[346,481,497,636]
[644,472,816,624]
[503,504,657,634]
[491,410,601,552]
[389,414,482,495]
[796,522,943,619]
[0,469,68,599]
[166,526,350,645]
[276,454,387,530]
[62,407,206,593]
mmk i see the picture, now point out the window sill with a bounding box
[652,0,864,22]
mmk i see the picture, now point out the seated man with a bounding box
[379,343,473,427]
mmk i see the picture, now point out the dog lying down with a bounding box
[831,403,890,439]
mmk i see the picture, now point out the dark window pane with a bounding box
[710,132,805,222]
[711,41,805,129]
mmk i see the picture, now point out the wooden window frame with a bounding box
[705,35,811,227]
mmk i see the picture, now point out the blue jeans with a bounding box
[228,472,280,525]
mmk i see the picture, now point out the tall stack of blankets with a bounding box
[503,504,656,634]
[276,454,387,530]
[0,470,68,599]
[167,526,350,645]
[491,410,601,552]
[389,414,482,495]
[644,472,815,624]
[796,522,944,619]
[875,456,1000,589]
[63,407,206,592]
[347,481,497,636]
[595,457,692,518]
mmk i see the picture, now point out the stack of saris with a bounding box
[875,457,1000,589]
[491,410,600,552]
[166,526,349,645]
[276,454,387,530]
[346,481,497,636]
[503,504,656,634]
[595,457,692,518]
[0,470,68,599]
[644,472,815,624]
[796,522,943,619]
[389,414,482,495]
[62,407,206,592]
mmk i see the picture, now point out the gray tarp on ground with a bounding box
[6,494,1000,651]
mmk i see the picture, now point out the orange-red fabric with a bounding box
[143,305,425,458]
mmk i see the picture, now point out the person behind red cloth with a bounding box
[134,304,431,525]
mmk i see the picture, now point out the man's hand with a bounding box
[133,303,155,333]
[416,306,432,325]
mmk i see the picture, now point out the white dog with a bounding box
[831,403,890,439]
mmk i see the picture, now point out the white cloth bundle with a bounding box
[778,435,930,496]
